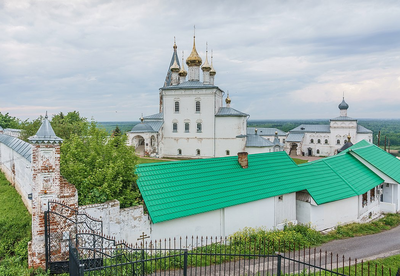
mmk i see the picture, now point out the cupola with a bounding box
[186,34,202,81]
[178,51,187,83]
[170,52,180,85]
[209,50,216,85]
[202,43,211,84]
[338,97,349,117]
[225,92,231,108]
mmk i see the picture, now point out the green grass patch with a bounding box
[292,158,309,165]
[0,172,48,275]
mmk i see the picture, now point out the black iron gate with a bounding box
[44,201,103,274]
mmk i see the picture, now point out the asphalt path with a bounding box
[314,224,400,261]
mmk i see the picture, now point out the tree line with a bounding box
[0,111,141,208]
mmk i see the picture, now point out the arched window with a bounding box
[317,149,320,154]
[174,101,179,113]
[195,101,201,112]
[325,139,328,144]
[196,149,200,155]
[317,139,321,144]
[173,123,177,132]
[185,123,189,133]
[337,139,340,145]
[177,149,182,155]
[226,150,230,155]
[197,123,202,133]
[310,139,314,144]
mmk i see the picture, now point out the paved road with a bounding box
[314,224,400,261]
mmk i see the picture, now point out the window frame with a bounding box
[174,101,179,113]
[185,122,190,133]
[195,101,201,113]
[172,123,178,133]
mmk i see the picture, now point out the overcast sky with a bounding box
[1,0,400,122]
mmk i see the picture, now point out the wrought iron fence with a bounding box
[68,234,398,276]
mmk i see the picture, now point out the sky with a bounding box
[1,0,400,121]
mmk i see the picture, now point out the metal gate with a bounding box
[44,201,103,274]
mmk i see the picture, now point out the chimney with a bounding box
[238,152,248,168]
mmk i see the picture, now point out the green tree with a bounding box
[0,112,21,129]
[60,122,140,207]
[51,111,89,140]
[112,125,122,137]
[19,117,43,142]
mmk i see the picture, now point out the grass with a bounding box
[0,172,48,275]
[292,158,309,165]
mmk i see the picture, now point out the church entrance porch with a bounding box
[289,143,299,156]
[307,147,312,156]
[132,135,145,156]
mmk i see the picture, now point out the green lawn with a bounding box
[292,158,309,164]
[0,172,48,275]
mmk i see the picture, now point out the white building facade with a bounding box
[285,98,373,157]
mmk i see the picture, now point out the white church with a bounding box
[285,98,373,157]
[127,37,283,158]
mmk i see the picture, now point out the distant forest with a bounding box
[99,119,400,148]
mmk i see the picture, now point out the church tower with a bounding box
[209,50,216,85]
[186,35,202,81]
[201,43,211,84]
[338,97,349,117]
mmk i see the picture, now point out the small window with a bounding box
[185,123,189,133]
[226,150,230,155]
[344,140,347,144]
[337,139,340,145]
[278,195,283,201]
[174,101,179,113]
[362,192,368,207]
[310,139,314,144]
[197,123,202,133]
[177,149,182,155]
[196,149,200,155]
[195,101,200,112]
[325,139,328,144]
[316,149,320,154]
[173,123,177,133]
[283,139,286,143]
[370,187,375,201]
[317,139,321,144]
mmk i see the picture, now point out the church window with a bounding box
[344,140,347,143]
[196,149,200,155]
[337,139,340,145]
[310,139,314,144]
[316,149,320,154]
[197,123,202,133]
[282,139,286,143]
[325,139,328,144]
[196,101,201,112]
[226,150,230,155]
[317,139,321,144]
[174,101,179,113]
[177,149,182,155]
[173,123,177,133]
[185,123,190,133]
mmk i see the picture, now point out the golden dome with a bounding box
[170,54,180,73]
[225,93,231,105]
[178,51,187,76]
[186,36,202,67]
[210,51,216,76]
[201,43,211,71]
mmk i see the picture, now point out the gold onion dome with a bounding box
[201,44,211,71]
[186,36,202,66]
[170,54,180,73]
[178,52,187,76]
[225,93,231,104]
[210,51,216,76]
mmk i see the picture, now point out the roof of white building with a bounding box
[136,140,394,224]
[286,133,305,142]
[247,127,286,136]
[245,134,275,147]
[0,134,32,162]
[357,125,373,133]
[330,116,357,121]
[215,107,248,117]
[162,80,219,90]
[290,124,331,133]
[28,114,63,144]
[144,113,163,121]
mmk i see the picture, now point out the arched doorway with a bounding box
[289,143,298,156]
[132,135,145,156]
[307,147,312,156]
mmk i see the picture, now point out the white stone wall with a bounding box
[0,141,33,213]
[79,200,151,245]
[215,116,247,157]
[274,193,297,228]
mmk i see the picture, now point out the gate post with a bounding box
[277,254,282,276]
[183,250,188,276]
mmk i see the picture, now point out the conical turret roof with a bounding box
[28,113,63,144]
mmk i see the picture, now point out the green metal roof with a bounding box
[136,141,395,224]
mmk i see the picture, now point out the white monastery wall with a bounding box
[215,116,246,156]
[246,147,273,155]
[0,141,33,213]
[79,200,151,245]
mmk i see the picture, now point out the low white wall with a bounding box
[79,200,151,246]
[380,202,396,213]
[0,141,33,213]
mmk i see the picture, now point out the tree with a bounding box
[112,125,122,137]
[0,112,21,129]
[60,122,140,207]
[51,111,89,140]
